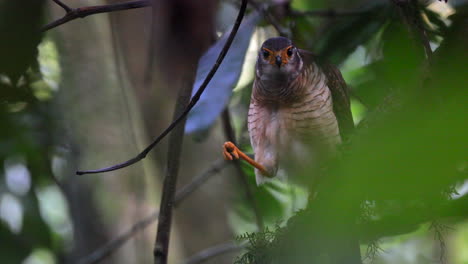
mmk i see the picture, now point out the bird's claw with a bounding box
[222,141,272,177]
[222,141,240,161]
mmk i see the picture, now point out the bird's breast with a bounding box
[248,61,342,181]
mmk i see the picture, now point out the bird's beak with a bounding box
[275,55,282,68]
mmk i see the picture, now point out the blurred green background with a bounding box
[0,0,466,263]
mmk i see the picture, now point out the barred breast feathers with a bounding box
[248,54,343,182]
[251,57,341,145]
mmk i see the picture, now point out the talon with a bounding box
[222,149,230,160]
[222,145,232,160]
[224,151,233,160]
[223,141,239,160]
[223,141,235,152]
[221,141,271,177]
[231,149,239,159]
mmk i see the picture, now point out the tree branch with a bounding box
[76,0,248,176]
[152,1,247,263]
[183,241,245,264]
[78,211,159,264]
[289,8,367,17]
[390,0,433,59]
[77,159,228,264]
[43,0,150,32]
[44,0,368,33]
[174,159,228,203]
[52,0,72,12]
[222,109,264,230]
[153,66,194,264]
[248,0,289,37]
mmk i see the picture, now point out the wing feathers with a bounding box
[299,49,354,140]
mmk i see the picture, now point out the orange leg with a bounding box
[222,141,272,177]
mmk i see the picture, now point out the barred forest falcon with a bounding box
[223,37,354,185]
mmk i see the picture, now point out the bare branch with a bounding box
[429,221,450,264]
[153,1,248,262]
[154,68,195,264]
[52,0,72,12]
[175,159,228,202]
[43,0,150,32]
[77,159,228,264]
[78,211,159,264]
[183,241,245,264]
[362,240,384,263]
[390,0,433,59]
[290,9,367,17]
[248,0,290,37]
[76,0,248,175]
[222,109,264,230]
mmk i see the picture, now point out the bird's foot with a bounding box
[222,141,272,177]
[222,141,240,161]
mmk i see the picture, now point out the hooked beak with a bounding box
[275,56,282,68]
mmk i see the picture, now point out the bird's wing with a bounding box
[299,49,354,140]
[248,86,261,151]
[321,62,354,139]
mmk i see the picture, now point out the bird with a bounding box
[223,37,354,185]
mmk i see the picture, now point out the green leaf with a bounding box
[313,2,390,65]
[0,1,46,84]
[0,222,32,263]
[20,194,53,249]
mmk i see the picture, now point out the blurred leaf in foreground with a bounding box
[0,1,45,85]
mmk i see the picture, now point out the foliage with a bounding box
[185,13,260,135]
[0,2,65,263]
[0,1,45,84]
[1,0,467,263]
[234,227,280,264]
[226,1,468,263]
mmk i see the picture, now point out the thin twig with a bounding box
[43,0,150,31]
[390,0,433,59]
[153,65,195,264]
[222,109,264,230]
[175,159,228,202]
[363,240,384,263]
[410,0,433,60]
[153,1,247,263]
[248,0,289,37]
[76,0,248,176]
[77,159,228,264]
[429,221,450,264]
[229,0,365,18]
[45,0,367,33]
[53,0,72,12]
[78,211,159,264]
[290,9,366,17]
[183,241,245,264]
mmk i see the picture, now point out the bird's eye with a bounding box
[262,50,270,58]
[286,47,293,57]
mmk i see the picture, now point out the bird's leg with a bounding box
[222,141,272,177]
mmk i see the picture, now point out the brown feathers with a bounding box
[248,37,353,183]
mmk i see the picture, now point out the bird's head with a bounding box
[256,37,303,82]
